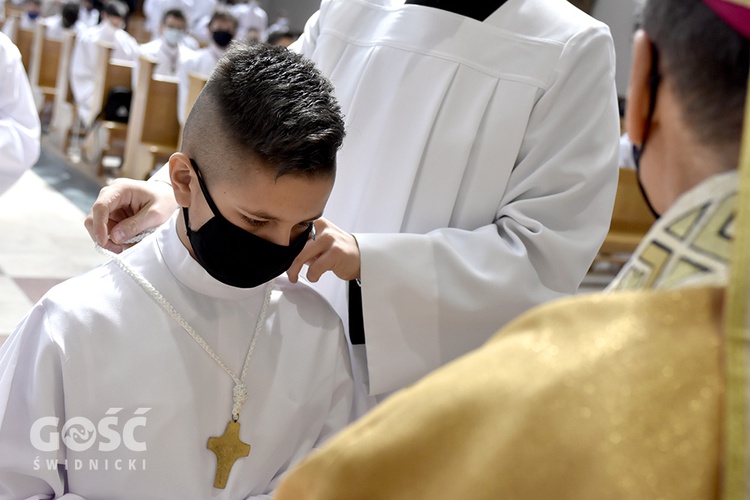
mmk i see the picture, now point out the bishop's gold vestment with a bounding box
[274,172,738,500]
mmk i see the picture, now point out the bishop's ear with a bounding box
[626,30,656,147]
[169,153,194,208]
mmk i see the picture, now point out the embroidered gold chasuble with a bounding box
[275,172,737,500]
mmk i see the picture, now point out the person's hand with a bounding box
[287,218,361,284]
[84,178,179,253]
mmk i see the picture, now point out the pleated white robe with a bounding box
[292,0,620,397]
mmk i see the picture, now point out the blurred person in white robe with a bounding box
[70,0,139,127]
[264,8,286,37]
[77,0,99,28]
[0,43,352,499]
[186,0,213,40]
[0,30,40,195]
[177,7,235,124]
[43,1,85,39]
[2,0,41,37]
[84,0,620,414]
[229,0,265,42]
[138,8,196,79]
[142,0,191,41]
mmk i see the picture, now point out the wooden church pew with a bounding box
[83,41,134,172]
[121,55,180,180]
[596,167,657,264]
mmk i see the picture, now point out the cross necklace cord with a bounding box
[96,244,272,489]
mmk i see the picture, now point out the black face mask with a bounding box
[212,30,233,48]
[183,159,313,288]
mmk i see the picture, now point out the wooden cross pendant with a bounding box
[207,420,251,489]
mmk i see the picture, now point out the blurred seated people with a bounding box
[177,6,235,124]
[139,8,196,78]
[70,0,139,127]
[142,0,190,42]
[242,25,260,44]
[229,0,265,42]
[78,0,100,28]
[0,30,40,195]
[186,0,213,41]
[189,0,225,44]
[43,0,85,38]
[40,0,63,17]
[274,0,750,498]
[2,0,42,37]
[266,28,295,47]
[264,8,286,37]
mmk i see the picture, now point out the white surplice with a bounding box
[291,0,620,397]
[139,38,196,79]
[0,31,40,196]
[0,213,354,499]
[142,0,193,39]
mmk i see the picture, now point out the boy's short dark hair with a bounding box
[162,8,186,25]
[103,0,128,19]
[642,0,749,151]
[208,7,238,31]
[61,1,79,28]
[183,43,345,180]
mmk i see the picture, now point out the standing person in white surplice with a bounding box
[0,43,352,499]
[69,0,139,127]
[84,0,620,414]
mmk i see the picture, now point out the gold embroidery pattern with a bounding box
[610,192,736,291]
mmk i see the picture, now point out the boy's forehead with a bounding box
[207,165,334,221]
[165,16,186,27]
[211,18,235,30]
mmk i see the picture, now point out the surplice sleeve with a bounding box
[354,22,620,395]
[0,303,89,499]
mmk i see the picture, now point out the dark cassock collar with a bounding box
[403,0,508,21]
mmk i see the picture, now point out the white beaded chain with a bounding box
[95,244,272,421]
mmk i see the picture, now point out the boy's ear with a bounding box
[626,30,655,147]
[169,153,194,208]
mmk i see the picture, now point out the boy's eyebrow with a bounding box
[245,210,324,223]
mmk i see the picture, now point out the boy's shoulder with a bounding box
[39,236,161,312]
[38,258,129,311]
[274,276,342,329]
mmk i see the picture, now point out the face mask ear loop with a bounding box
[642,42,661,152]
[634,40,662,219]
[189,158,223,217]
